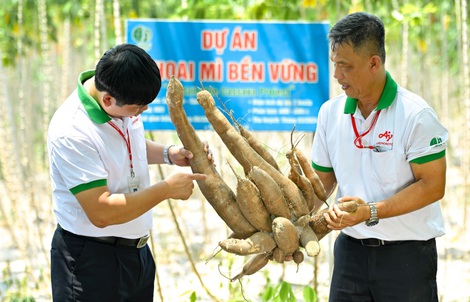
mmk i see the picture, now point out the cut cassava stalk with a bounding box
[299,226,321,257]
[196,90,308,218]
[287,129,303,176]
[286,148,302,176]
[218,231,277,256]
[309,200,358,240]
[228,162,272,232]
[166,76,256,239]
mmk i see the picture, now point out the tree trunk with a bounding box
[94,0,104,61]
[460,0,469,231]
[113,0,123,44]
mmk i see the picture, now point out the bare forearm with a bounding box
[324,177,446,230]
[146,140,165,164]
[77,171,204,228]
[377,178,445,219]
[316,170,337,199]
[323,157,446,229]
[94,182,171,227]
[377,157,446,219]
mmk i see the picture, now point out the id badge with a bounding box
[128,175,141,192]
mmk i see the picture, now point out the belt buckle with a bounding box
[137,234,149,248]
[360,238,384,247]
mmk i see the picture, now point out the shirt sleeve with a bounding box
[405,108,448,163]
[311,103,334,172]
[50,136,108,193]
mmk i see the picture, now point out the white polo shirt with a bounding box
[47,70,152,238]
[311,72,448,241]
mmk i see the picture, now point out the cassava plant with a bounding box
[166,76,358,279]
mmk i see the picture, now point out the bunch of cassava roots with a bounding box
[166,76,357,281]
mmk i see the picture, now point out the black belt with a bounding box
[57,224,149,249]
[343,233,405,247]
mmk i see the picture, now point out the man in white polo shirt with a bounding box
[47,44,208,301]
[311,13,448,301]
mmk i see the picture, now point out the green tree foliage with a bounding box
[0,0,462,68]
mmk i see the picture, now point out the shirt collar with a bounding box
[344,71,398,114]
[77,70,111,124]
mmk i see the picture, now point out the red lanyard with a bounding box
[108,121,135,177]
[350,110,381,149]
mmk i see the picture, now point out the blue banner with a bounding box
[126,20,329,131]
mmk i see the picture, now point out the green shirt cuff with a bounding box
[70,179,107,195]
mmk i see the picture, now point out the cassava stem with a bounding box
[309,200,358,240]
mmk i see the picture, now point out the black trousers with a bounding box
[51,226,156,302]
[329,232,438,302]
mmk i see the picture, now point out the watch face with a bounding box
[366,220,379,227]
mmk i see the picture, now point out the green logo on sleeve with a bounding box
[430,137,443,146]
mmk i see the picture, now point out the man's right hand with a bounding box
[164,172,207,200]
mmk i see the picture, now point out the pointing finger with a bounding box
[190,173,207,181]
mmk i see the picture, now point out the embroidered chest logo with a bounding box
[378,131,393,141]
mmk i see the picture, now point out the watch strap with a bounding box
[163,145,175,165]
[366,202,379,226]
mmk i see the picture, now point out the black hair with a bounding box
[328,12,386,63]
[94,44,161,106]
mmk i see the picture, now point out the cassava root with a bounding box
[166,76,256,239]
[167,82,360,279]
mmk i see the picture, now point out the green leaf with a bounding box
[303,286,317,302]
[190,291,197,302]
[279,282,292,301]
[262,286,274,301]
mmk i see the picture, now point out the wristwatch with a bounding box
[163,145,175,165]
[365,202,379,226]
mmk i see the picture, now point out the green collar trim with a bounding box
[77,70,111,124]
[344,71,398,114]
